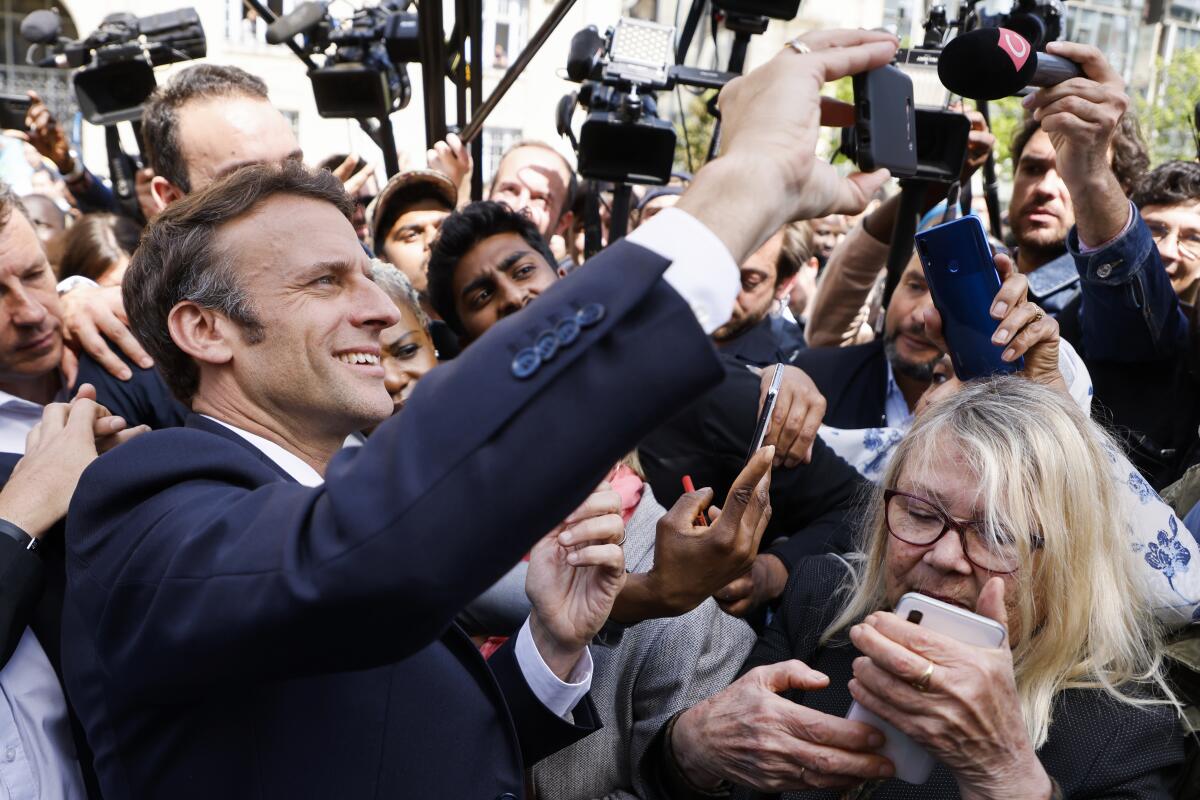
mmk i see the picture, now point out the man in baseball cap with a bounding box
[369,169,460,358]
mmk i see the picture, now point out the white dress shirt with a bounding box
[626,207,740,334]
[206,418,593,720]
[0,393,42,455]
[0,396,87,799]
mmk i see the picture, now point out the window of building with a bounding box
[0,0,76,132]
[227,0,290,48]
[482,126,522,183]
[484,0,527,70]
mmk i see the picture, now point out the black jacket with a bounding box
[791,340,890,430]
[62,239,725,799]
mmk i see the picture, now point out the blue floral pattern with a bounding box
[1142,515,1197,608]
[1127,471,1156,505]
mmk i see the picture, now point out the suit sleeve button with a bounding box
[576,303,606,328]
[511,348,540,379]
[535,331,559,361]
[555,317,581,346]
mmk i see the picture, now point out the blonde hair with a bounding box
[823,376,1176,747]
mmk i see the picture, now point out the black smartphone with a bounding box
[0,93,30,131]
[745,364,783,464]
[914,216,1023,381]
[850,65,917,177]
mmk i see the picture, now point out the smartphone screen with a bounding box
[914,216,1023,381]
[0,94,30,131]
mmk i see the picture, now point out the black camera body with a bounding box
[21,8,206,125]
[561,20,731,186]
[267,1,418,118]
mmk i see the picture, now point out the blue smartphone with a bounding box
[913,216,1023,381]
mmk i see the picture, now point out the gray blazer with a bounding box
[529,486,757,799]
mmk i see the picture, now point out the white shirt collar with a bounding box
[0,389,44,415]
[202,416,325,487]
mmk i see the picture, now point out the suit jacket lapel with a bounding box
[184,414,298,484]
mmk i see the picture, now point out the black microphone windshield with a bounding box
[20,10,61,45]
[938,27,1038,101]
[265,1,328,45]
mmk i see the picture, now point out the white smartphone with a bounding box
[845,592,1007,783]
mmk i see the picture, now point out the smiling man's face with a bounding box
[211,194,401,437]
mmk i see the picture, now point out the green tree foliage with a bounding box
[1134,48,1200,165]
[673,89,717,175]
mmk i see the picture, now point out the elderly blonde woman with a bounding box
[649,376,1184,799]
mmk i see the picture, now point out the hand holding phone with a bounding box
[846,593,1007,784]
[915,216,1023,381]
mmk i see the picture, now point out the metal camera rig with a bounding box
[19,6,207,223]
[556,18,733,255]
[878,0,1066,307]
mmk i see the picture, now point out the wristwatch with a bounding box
[0,518,38,552]
[56,275,99,296]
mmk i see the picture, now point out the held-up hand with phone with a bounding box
[919,251,1068,411]
[847,579,1054,800]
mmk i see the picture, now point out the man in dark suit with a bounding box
[62,29,902,798]
[793,257,942,430]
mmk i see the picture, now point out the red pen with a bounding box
[681,476,709,527]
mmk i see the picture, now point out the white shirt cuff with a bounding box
[625,207,740,334]
[513,617,593,721]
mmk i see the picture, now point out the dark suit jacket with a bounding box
[72,341,188,430]
[639,355,868,569]
[791,339,889,430]
[62,239,724,799]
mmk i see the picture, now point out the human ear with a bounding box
[168,301,235,368]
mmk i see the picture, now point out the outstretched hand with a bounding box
[526,482,627,680]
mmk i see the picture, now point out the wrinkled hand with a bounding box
[426,133,472,195]
[717,30,898,222]
[713,552,788,617]
[0,384,147,537]
[60,284,152,381]
[643,447,773,616]
[920,252,1065,410]
[24,91,71,174]
[330,154,374,196]
[847,579,1051,800]
[671,660,893,792]
[526,482,627,679]
[760,364,826,467]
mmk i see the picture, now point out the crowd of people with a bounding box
[0,24,1195,800]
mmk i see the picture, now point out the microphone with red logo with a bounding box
[937,28,1083,101]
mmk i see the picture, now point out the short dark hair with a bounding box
[775,221,813,285]
[1010,114,1149,195]
[427,200,558,335]
[1132,161,1200,210]
[125,161,352,402]
[488,140,579,224]
[57,213,141,283]
[142,64,270,193]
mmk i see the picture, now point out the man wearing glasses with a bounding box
[1132,161,1200,308]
